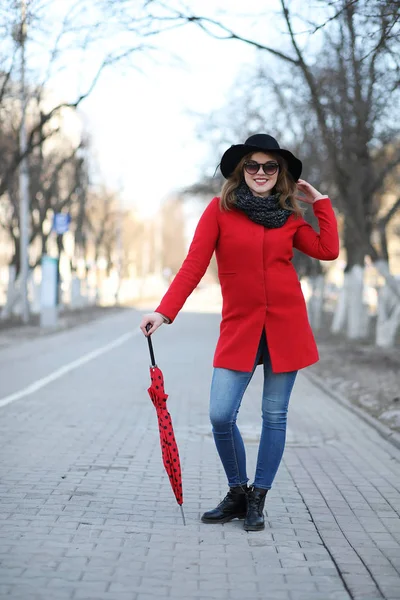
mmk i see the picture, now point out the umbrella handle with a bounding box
[145,323,157,367]
[180,505,186,526]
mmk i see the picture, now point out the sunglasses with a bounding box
[244,160,279,176]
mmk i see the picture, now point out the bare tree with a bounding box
[0,0,190,210]
[162,0,400,340]
[160,194,187,275]
[169,1,400,261]
[84,186,119,285]
[0,89,89,271]
[0,0,191,315]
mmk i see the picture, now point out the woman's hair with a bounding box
[219,152,304,218]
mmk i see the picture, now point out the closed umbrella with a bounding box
[146,325,185,524]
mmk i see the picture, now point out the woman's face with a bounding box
[243,152,279,197]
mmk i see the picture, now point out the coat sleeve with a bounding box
[155,197,220,323]
[293,198,339,260]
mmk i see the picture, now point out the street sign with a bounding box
[53,213,71,234]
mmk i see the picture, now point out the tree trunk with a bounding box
[0,266,17,320]
[343,224,367,272]
[331,277,348,334]
[331,266,369,339]
[10,238,21,277]
[70,276,83,309]
[347,265,369,339]
[307,274,325,331]
[341,222,369,339]
[374,259,400,302]
[375,263,400,348]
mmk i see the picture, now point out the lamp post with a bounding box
[18,0,30,323]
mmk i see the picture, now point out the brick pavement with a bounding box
[0,310,399,600]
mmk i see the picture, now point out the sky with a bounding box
[79,26,256,217]
[26,0,317,218]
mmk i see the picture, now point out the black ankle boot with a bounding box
[201,485,248,524]
[244,487,268,531]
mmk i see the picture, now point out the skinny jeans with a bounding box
[209,330,297,490]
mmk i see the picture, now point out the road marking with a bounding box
[0,330,140,409]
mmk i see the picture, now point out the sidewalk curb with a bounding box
[304,369,400,452]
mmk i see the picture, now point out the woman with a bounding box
[140,134,339,531]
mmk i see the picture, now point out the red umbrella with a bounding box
[146,326,185,524]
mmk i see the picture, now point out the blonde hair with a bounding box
[220,152,304,218]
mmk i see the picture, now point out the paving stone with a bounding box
[1,312,400,599]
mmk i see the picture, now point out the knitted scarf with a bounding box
[234,182,292,229]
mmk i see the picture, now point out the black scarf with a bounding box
[234,182,292,229]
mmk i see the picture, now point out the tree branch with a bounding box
[378,196,400,228]
[0,47,17,105]
[290,0,359,36]
[369,149,400,197]
[156,6,301,65]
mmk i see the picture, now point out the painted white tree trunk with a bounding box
[1,266,17,319]
[1,267,35,319]
[376,268,400,348]
[374,260,400,300]
[30,281,41,314]
[70,276,83,309]
[347,265,369,339]
[331,266,368,339]
[307,275,325,330]
[331,275,348,334]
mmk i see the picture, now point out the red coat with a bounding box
[156,197,339,373]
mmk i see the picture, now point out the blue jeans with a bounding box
[209,330,297,490]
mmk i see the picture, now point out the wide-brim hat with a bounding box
[220,134,302,181]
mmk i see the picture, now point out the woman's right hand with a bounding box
[140,312,165,336]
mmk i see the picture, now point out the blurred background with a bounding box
[0,0,399,357]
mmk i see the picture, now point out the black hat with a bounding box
[220,134,302,181]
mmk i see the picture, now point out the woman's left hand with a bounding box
[295,179,327,204]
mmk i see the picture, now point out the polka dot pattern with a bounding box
[148,366,183,505]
